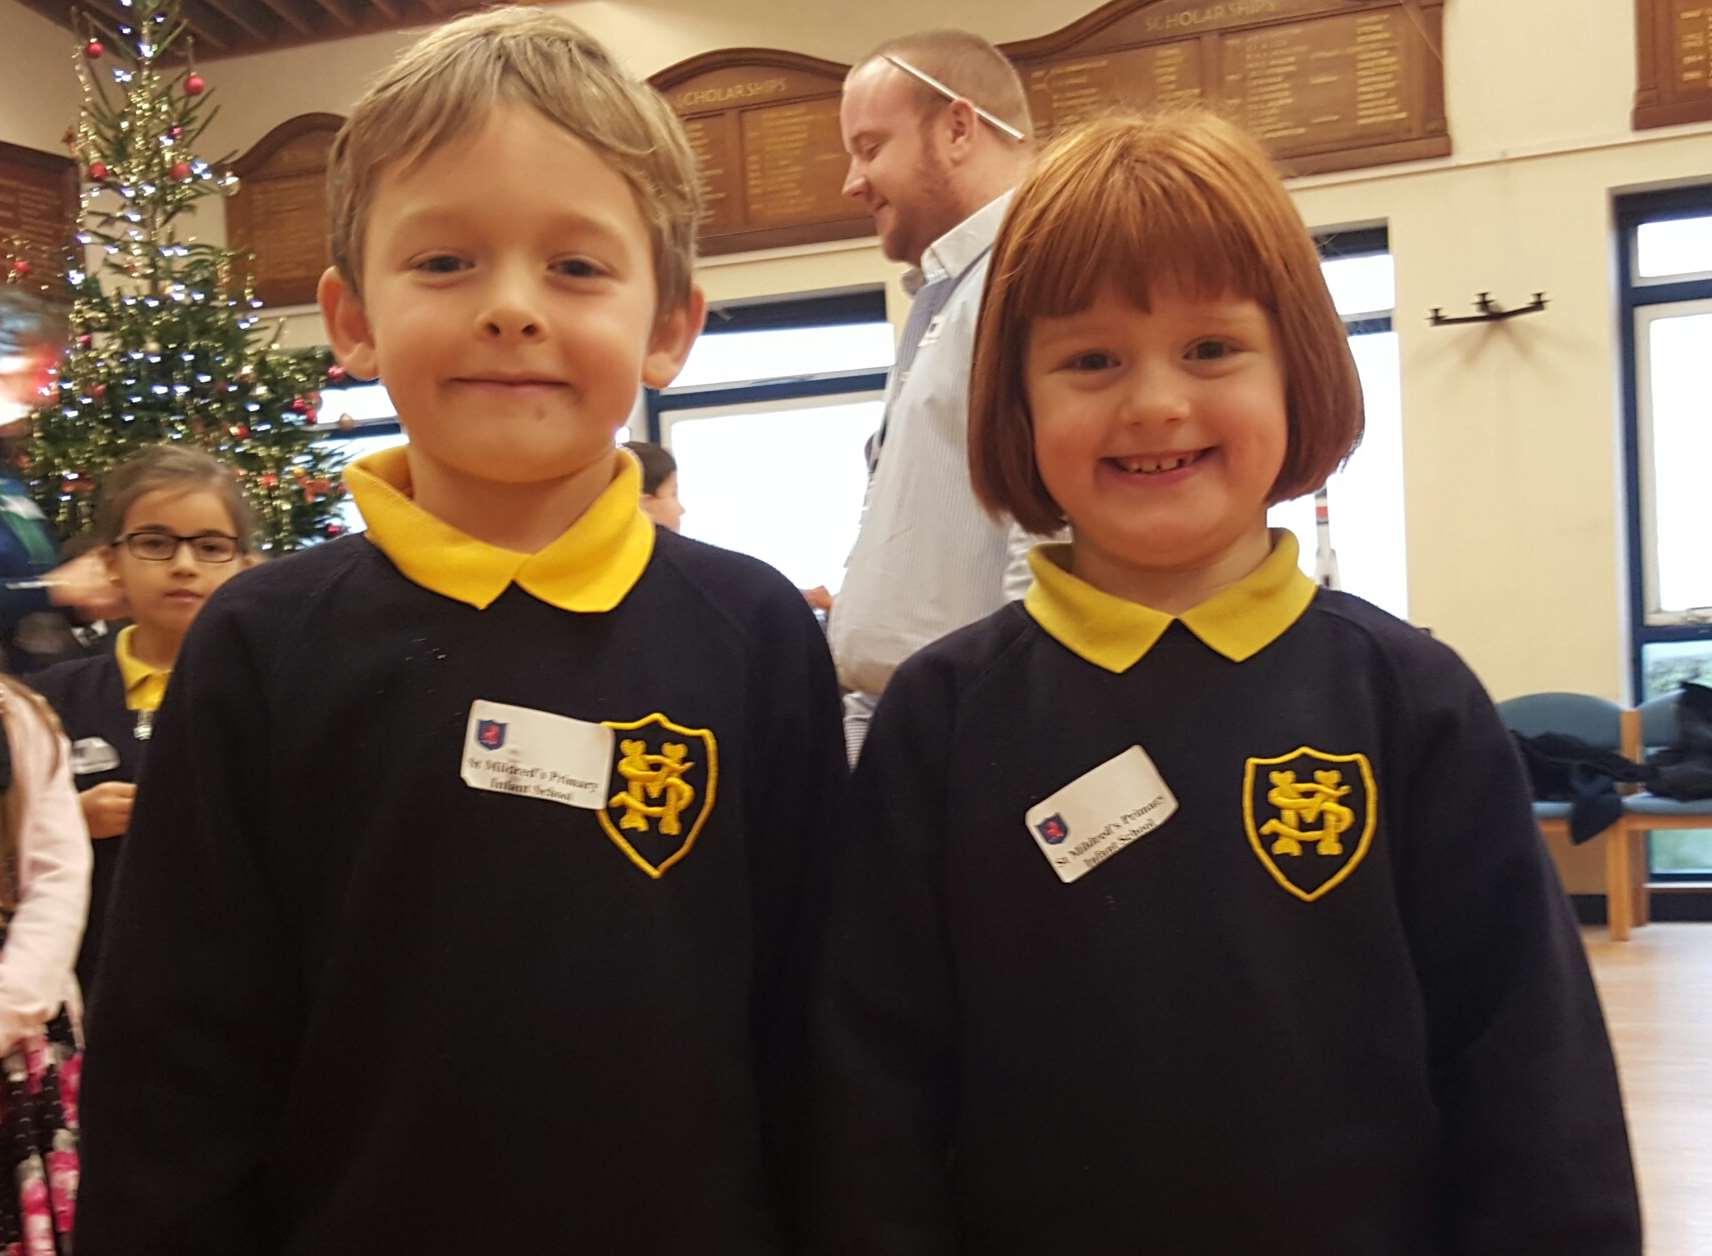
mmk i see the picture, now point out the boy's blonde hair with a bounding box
[326,7,701,315]
[970,108,1365,535]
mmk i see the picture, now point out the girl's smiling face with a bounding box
[1025,280,1288,608]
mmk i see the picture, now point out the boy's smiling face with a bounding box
[321,103,701,494]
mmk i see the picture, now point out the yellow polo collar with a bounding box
[1024,529,1316,673]
[114,625,172,712]
[344,446,654,612]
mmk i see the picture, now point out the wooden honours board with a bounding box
[225,114,343,309]
[1004,0,1449,176]
[653,51,871,257]
[0,141,79,296]
[1634,0,1712,129]
[656,3,1447,256]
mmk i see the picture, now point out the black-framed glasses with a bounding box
[115,530,242,564]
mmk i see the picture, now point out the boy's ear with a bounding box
[641,285,707,391]
[317,266,380,382]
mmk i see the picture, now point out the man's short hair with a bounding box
[970,109,1365,534]
[326,7,700,315]
[857,29,1034,140]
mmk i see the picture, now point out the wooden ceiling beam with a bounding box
[250,0,315,36]
[310,0,358,29]
[10,0,494,58]
[176,2,236,52]
[195,0,272,42]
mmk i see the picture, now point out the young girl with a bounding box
[31,446,254,1003]
[811,111,1641,1253]
[0,675,90,1254]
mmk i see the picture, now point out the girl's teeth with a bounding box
[1117,454,1192,474]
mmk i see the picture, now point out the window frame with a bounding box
[1616,185,1712,882]
[645,288,891,439]
[1617,187,1712,695]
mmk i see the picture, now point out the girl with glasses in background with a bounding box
[31,446,256,1003]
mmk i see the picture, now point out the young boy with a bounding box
[74,11,844,1253]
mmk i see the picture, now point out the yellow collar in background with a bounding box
[344,446,654,612]
[114,625,172,712]
[1024,529,1315,673]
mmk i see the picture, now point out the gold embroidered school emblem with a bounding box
[1242,746,1376,902]
[597,713,719,879]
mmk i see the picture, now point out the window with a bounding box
[1617,186,1712,878]
[663,393,883,591]
[1268,228,1408,620]
[650,291,891,593]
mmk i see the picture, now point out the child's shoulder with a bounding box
[1305,589,1496,720]
[25,651,114,709]
[646,528,819,625]
[211,534,380,616]
[891,602,1038,700]
[1307,590,1469,671]
[185,535,385,662]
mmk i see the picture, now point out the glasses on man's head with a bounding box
[116,530,242,564]
[881,54,1027,143]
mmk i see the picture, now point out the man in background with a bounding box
[832,29,1037,762]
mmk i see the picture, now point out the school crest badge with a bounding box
[597,713,718,879]
[1242,746,1376,903]
[1035,814,1069,845]
[475,719,507,751]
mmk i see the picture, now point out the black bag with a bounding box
[1512,731,1653,845]
[1648,682,1712,801]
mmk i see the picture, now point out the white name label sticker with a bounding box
[70,736,120,776]
[461,700,615,811]
[1024,745,1179,884]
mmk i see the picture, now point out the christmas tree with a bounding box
[16,0,347,552]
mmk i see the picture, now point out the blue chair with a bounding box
[1621,695,1712,934]
[1495,693,1634,939]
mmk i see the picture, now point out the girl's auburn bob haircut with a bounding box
[969,108,1366,536]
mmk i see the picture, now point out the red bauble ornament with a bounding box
[91,383,107,399]
[184,74,206,96]
[7,260,28,278]
[87,162,109,181]
[84,40,104,59]
[168,126,184,140]
[171,161,193,181]
[76,333,93,349]
[260,473,278,489]
[291,397,312,414]
[326,364,347,383]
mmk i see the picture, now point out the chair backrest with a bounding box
[1494,692,1625,750]
[1637,694,1681,752]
